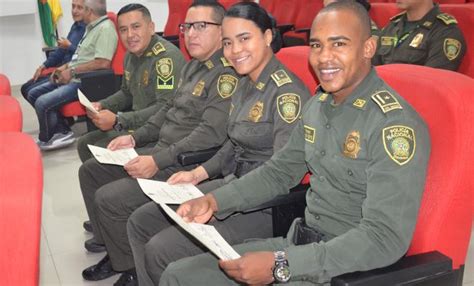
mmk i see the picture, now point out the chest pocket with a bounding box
[402,43,428,65]
[333,154,367,189]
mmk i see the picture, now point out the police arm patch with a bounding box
[382,125,416,166]
[217,74,238,98]
[277,93,301,124]
[444,38,462,61]
[156,58,173,78]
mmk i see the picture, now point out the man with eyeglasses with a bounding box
[79,1,239,285]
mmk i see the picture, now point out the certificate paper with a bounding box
[138,178,204,204]
[87,144,138,166]
[78,89,99,114]
[160,203,241,261]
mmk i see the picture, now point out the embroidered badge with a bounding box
[318,93,328,102]
[142,70,149,86]
[277,93,301,124]
[271,70,292,87]
[152,42,166,55]
[156,76,174,90]
[220,57,232,67]
[304,125,316,143]
[343,131,361,159]
[444,38,461,61]
[125,70,131,82]
[409,33,424,48]
[248,101,264,122]
[422,21,432,28]
[381,36,396,46]
[371,91,402,113]
[156,58,173,78]
[205,60,214,69]
[383,125,416,166]
[353,98,367,109]
[217,75,238,98]
[256,82,265,91]
[192,80,205,96]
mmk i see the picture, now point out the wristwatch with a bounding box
[113,113,124,132]
[273,251,291,283]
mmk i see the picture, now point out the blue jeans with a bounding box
[21,76,50,105]
[27,80,81,142]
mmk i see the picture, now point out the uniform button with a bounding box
[325,124,331,129]
[347,170,353,176]
[318,176,325,182]
[320,150,326,156]
[315,214,320,220]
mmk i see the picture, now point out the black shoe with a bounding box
[84,237,106,253]
[83,220,93,233]
[114,269,138,286]
[82,255,119,281]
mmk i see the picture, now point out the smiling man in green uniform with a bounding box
[159,1,431,285]
[373,0,466,71]
[77,4,185,162]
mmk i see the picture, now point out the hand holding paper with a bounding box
[88,144,138,166]
[138,178,204,204]
[78,89,99,114]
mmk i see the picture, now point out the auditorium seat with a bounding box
[369,3,402,28]
[0,96,22,132]
[60,11,127,125]
[0,132,43,286]
[283,0,324,46]
[332,64,474,285]
[276,46,318,93]
[0,73,11,96]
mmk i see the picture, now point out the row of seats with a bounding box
[0,73,43,286]
[275,47,474,285]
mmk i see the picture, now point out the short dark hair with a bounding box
[322,0,371,38]
[117,3,152,21]
[190,0,226,24]
[225,2,282,53]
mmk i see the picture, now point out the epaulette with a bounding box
[436,13,458,25]
[220,57,232,67]
[371,91,403,113]
[271,69,292,87]
[390,12,406,23]
[152,42,166,55]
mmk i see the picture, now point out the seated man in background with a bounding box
[159,1,431,285]
[76,3,186,162]
[373,0,466,71]
[79,0,238,284]
[21,0,86,100]
[27,0,118,151]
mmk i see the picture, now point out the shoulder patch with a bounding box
[390,12,406,22]
[217,74,238,99]
[382,125,416,166]
[220,57,232,67]
[437,13,457,25]
[444,38,462,61]
[271,70,293,87]
[371,91,403,113]
[152,42,166,55]
[156,58,173,78]
[304,125,316,143]
[277,93,301,124]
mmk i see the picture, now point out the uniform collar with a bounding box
[140,34,162,58]
[317,68,381,111]
[400,4,440,30]
[87,15,108,31]
[252,55,280,92]
[201,49,225,70]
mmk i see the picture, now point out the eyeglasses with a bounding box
[179,21,221,34]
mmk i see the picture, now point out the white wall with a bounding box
[0,0,169,86]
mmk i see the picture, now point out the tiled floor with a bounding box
[11,85,474,285]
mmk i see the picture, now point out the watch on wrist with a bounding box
[273,251,291,283]
[113,114,124,132]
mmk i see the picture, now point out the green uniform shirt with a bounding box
[211,69,431,283]
[202,56,310,179]
[132,49,239,170]
[69,15,118,68]
[98,35,186,130]
[373,4,466,71]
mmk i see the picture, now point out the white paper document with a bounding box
[138,178,204,204]
[159,203,241,261]
[87,144,138,166]
[78,89,99,114]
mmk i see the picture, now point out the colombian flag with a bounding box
[38,0,63,47]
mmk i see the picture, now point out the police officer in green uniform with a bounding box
[159,2,431,285]
[76,4,186,162]
[373,0,466,71]
[126,3,310,285]
[79,1,239,284]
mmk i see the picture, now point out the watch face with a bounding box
[274,265,291,283]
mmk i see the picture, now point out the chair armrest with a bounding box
[277,24,295,35]
[177,147,221,166]
[331,251,455,286]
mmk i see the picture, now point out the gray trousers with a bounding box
[77,129,127,163]
[78,154,196,271]
[160,226,324,286]
[127,178,273,286]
